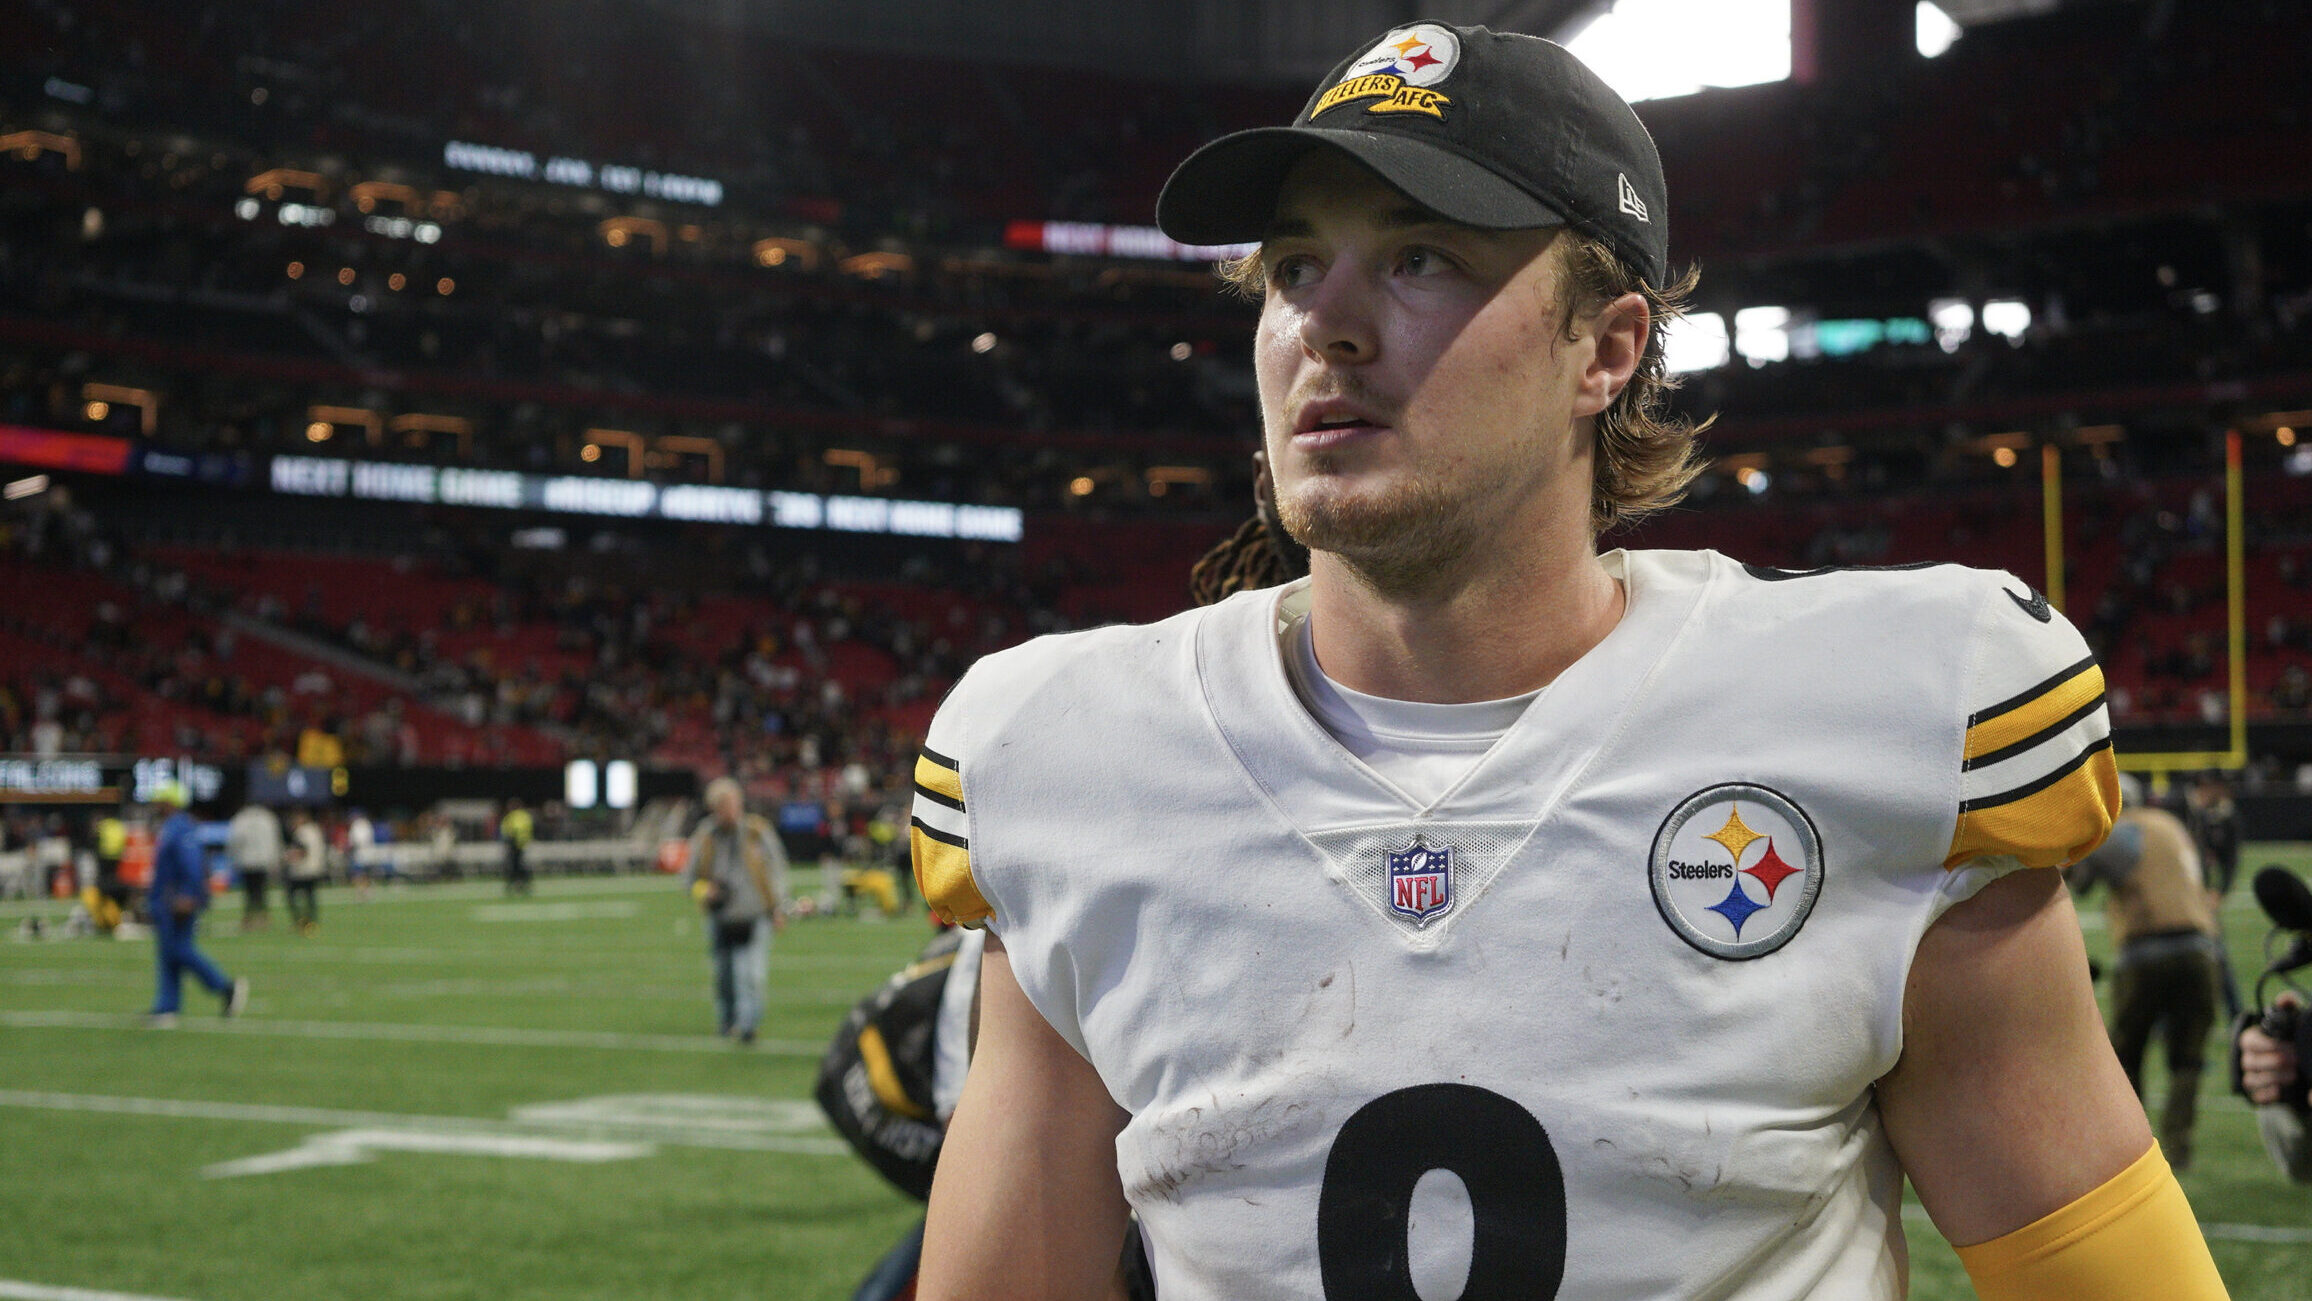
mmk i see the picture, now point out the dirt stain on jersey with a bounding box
[1128,1091,1323,1204]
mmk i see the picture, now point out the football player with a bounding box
[914,23,2226,1301]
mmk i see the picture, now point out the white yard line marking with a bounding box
[0,1281,200,1301]
[0,1010,819,1056]
[1898,1199,2312,1244]
[0,1089,849,1169]
[200,1128,653,1178]
[469,901,640,922]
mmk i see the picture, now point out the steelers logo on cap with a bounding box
[1312,24,1463,121]
[1342,24,1461,88]
[1650,783,1825,960]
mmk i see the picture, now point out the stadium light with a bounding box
[605,760,637,811]
[1663,311,1730,373]
[1928,298,1973,352]
[1565,0,1790,103]
[1916,3,1963,58]
[1981,298,2031,341]
[1733,307,1790,367]
[565,759,599,810]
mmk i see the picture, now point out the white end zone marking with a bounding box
[0,1284,200,1301]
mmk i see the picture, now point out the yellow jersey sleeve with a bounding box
[1945,575,2120,870]
[1954,1144,2227,1300]
[911,742,992,927]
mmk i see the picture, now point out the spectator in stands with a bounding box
[226,800,284,932]
[682,777,787,1046]
[283,809,327,935]
[145,782,247,1027]
[499,798,534,895]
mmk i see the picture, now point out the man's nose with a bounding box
[1296,265,1379,364]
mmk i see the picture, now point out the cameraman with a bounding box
[2238,991,2312,1182]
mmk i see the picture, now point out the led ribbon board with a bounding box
[268,456,1022,542]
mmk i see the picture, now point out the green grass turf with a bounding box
[4,850,2310,1299]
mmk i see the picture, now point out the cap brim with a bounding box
[1156,126,1566,246]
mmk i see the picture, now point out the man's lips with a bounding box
[1292,398,1393,448]
[1291,422,1388,451]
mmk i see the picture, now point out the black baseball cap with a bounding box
[1156,22,1668,286]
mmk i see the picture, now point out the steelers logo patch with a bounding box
[1341,23,1461,89]
[1649,784,1824,960]
[1311,24,1462,121]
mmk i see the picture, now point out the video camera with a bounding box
[2231,864,2312,1112]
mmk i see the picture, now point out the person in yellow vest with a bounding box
[2069,775,2222,1170]
[499,799,535,896]
[88,808,129,934]
[683,777,788,1045]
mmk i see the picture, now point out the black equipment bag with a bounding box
[814,929,963,1201]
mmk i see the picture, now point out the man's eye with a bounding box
[1269,256,1319,289]
[1400,246,1451,277]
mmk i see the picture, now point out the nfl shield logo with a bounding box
[1385,840,1453,924]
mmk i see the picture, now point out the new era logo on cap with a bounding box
[1618,172,1650,223]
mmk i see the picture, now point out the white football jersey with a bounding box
[911,549,2118,1301]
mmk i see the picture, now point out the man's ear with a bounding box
[1571,292,1650,419]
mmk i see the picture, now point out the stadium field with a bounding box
[4,853,2310,1301]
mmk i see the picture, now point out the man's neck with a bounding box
[1304,535,1625,704]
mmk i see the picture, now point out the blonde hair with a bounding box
[1217,230,1711,534]
[703,776,743,808]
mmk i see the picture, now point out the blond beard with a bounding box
[1274,459,1480,598]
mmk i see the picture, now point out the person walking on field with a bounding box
[500,799,535,896]
[145,783,247,1026]
[2068,775,2223,1171]
[284,809,328,935]
[226,801,284,931]
[683,777,787,1045]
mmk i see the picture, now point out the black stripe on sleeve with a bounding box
[1958,734,2112,813]
[919,745,960,772]
[910,816,968,849]
[913,780,965,812]
[1961,691,2108,772]
[1966,654,2099,729]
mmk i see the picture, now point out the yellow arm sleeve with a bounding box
[1954,1144,2228,1300]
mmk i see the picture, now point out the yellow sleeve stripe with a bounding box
[915,749,964,808]
[855,1024,933,1120]
[912,820,992,927]
[1946,740,2118,870]
[1965,656,2104,765]
[1954,1144,2227,1300]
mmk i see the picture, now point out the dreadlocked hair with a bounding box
[1190,514,1311,606]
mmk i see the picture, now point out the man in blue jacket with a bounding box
[146,782,247,1027]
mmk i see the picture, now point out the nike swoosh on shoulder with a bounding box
[2005,587,2052,622]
